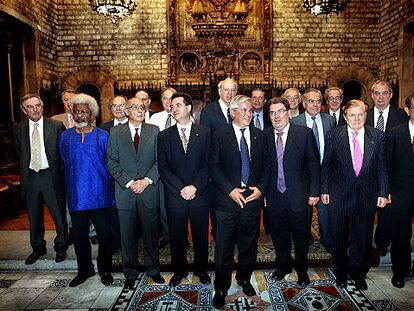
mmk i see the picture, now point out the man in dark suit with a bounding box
[158,92,211,286]
[265,97,320,286]
[366,79,409,256]
[321,99,388,290]
[325,87,346,127]
[200,77,238,240]
[251,88,271,130]
[13,94,68,265]
[210,95,269,308]
[107,97,165,289]
[99,95,129,255]
[291,88,336,251]
[387,92,414,288]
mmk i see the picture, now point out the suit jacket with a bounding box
[158,123,210,207]
[265,124,320,211]
[12,117,66,199]
[209,125,269,212]
[252,111,272,130]
[107,122,160,209]
[366,105,409,131]
[99,119,115,132]
[330,110,346,127]
[200,100,229,133]
[386,122,414,209]
[321,125,388,211]
[52,113,70,129]
[291,112,336,137]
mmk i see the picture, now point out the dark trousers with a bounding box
[26,169,67,252]
[317,202,331,247]
[374,205,393,250]
[329,203,375,281]
[118,198,160,280]
[268,192,309,275]
[167,203,209,276]
[70,208,112,275]
[214,205,261,292]
[158,181,170,240]
[110,206,121,254]
[391,200,414,278]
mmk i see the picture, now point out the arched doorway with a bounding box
[341,80,367,106]
[76,83,102,126]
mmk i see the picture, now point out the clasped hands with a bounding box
[229,186,262,209]
[130,179,150,194]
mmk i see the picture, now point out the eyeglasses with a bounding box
[286,96,300,101]
[136,97,150,102]
[235,107,254,114]
[111,104,126,110]
[127,104,146,111]
[328,96,342,101]
[372,91,390,97]
[269,109,288,117]
[306,99,322,105]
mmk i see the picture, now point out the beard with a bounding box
[74,121,88,128]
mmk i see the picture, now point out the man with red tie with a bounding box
[321,99,388,290]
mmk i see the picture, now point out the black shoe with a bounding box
[297,273,310,286]
[336,277,348,288]
[90,235,98,245]
[159,238,170,249]
[100,272,113,286]
[195,272,211,284]
[169,274,184,287]
[377,247,388,256]
[271,269,292,281]
[354,279,368,290]
[237,280,256,296]
[151,273,165,284]
[124,278,135,289]
[55,251,67,263]
[212,291,227,309]
[391,275,405,288]
[69,270,95,287]
[25,248,47,265]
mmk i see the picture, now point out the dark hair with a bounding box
[405,92,414,108]
[266,97,290,111]
[171,92,193,106]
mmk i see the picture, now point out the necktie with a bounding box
[227,107,232,124]
[240,128,250,185]
[376,111,385,131]
[68,114,74,128]
[165,114,172,129]
[180,127,188,153]
[254,113,262,130]
[276,132,286,193]
[332,112,337,126]
[134,128,139,152]
[31,123,42,172]
[311,116,320,154]
[352,131,363,176]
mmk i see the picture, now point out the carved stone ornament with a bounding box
[167,0,273,83]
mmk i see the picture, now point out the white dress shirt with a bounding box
[232,123,251,157]
[305,112,325,162]
[374,105,390,131]
[176,121,192,142]
[148,110,176,132]
[219,99,231,123]
[274,123,290,148]
[29,117,49,170]
[114,118,128,127]
[409,120,414,143]
[329,109,340,125]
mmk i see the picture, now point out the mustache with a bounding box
[74,121,89,128]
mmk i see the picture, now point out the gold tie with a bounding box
[180,127,188,153]
[31,123,42,172]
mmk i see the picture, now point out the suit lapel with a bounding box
[250,127,258,162]
[214,102,229,126]
[361,127,375,174]
[338,127,354,173]
[226,127,240,154]
[120,123,136,155]
[137,123,151,159]
[43,118,51,146]
[186,124,198,153]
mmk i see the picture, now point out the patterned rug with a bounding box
[110,269,395,311]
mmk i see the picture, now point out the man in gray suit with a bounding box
[291,88,336,251]
[13,94,68,265]
[107,97,165,289]
[52,90,76,129]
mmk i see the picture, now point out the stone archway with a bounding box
[64,67,114,122]
[328,65,375,106]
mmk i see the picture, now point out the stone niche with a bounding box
[167,0,273,83]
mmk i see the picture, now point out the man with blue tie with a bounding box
[321,99,388,290]
[158,92,211,287]
[265,97,320,286]
[291,88,336,251]
[251,88,271,130]
[210,95,269,308]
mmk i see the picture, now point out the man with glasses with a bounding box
[210,95,269,308]
[282,88,301,119]
[107,97,165,289]
[387,92,414,288]
[265,97,320,286]
[13,94,68,265]
[325,87,346,127]
[135,90,154,123]
[366,80,408,257]
[291,88,336,252]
